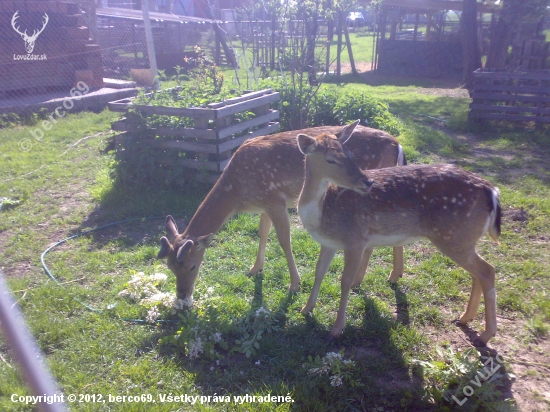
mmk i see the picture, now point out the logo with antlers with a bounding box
[11,11,49,54]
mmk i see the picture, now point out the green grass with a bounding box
[1,81,549,411]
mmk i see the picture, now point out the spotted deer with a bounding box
[297,121,501,345]
[157,125,406,301]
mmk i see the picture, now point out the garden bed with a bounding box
[109,88,280,183]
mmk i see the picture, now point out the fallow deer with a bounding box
[297,121,501,345]
[157,125,406,301]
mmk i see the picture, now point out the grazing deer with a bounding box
[157,125,406,301]
[297,121,501,345]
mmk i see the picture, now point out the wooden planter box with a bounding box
[469,68,550,124]
[109,88,280,183]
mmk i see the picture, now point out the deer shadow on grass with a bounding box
[140,276,429,411]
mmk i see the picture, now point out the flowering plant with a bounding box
[118,271,191,323]
[304,351,360,388]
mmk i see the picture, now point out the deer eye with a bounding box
[327,159,337,165]
[189,264,196,272]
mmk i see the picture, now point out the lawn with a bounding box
[0,79,549,411]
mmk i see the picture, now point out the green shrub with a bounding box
[331,91,401,136]
[260,79,401,136]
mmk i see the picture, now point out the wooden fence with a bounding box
[109,89,280,183]
[469,68,550,124]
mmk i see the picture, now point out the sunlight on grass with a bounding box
[1,80,548,411]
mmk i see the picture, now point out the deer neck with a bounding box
[183,177,240,238]
[298,162,329,232]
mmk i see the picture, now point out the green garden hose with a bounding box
[39,215,179,324]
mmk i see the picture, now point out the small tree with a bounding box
[462,0,482,91]
[485,0,550,69]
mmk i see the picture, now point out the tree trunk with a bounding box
[462,0,482,91]
[485,17,510,68]
[306,15,319,85]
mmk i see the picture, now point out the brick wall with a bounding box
[0,0,104,94]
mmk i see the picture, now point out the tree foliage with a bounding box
[483,0,550,68]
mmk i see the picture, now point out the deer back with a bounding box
[223,125,402,210]
[319,164,500,249]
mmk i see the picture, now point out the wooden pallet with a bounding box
[469,68,550,124]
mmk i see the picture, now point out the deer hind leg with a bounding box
[267,206,301,292]
[459,275,482,325]
[302,246,336,314]
[247,213,272,276]
[441,247,497,345]
[388,246,404,283]
[331,248,365,338]
[351,248,373,288]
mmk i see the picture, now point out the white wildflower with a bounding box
[211,332,222,343]
[188,337,204,359]
[150,273,167,283]
[323,352,343,365]
[146,307,161,323]
[330,375,343,387]
[206,286,214,294]
[255,360,261,366]
[255,306,270,317]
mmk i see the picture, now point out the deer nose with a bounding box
[357,177,373,194]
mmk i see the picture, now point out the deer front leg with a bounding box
[331,248,364,338]
[267,206,301,292]
[247,213,272,276]
[388,246,404,283]
[302,246,336,314]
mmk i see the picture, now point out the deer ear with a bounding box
[297,134,317,154]
[196,233,215,250]
[165,215,179,242]
[176,239,194,262]
[157,236,172,259]
[336,120,361,145]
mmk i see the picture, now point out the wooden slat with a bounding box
[207,89,273,108]
[473,84,550,95]
[133,104,216,119]
[150,126,218,139]
[214,92,280,119]
[471,93,550,104]
[108,98,134,112]
[469,111,550,123]
[156,140,218,154]
[473,70,550,81]
[218,122,280,153]
[111,121,218,139]
[217,110,279,139]
[469,103,550,115]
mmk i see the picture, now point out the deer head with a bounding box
[12,11,49,54]
[157,215,215,300]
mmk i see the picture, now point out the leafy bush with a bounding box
[260,79,401,136]
[331,91,401,136]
